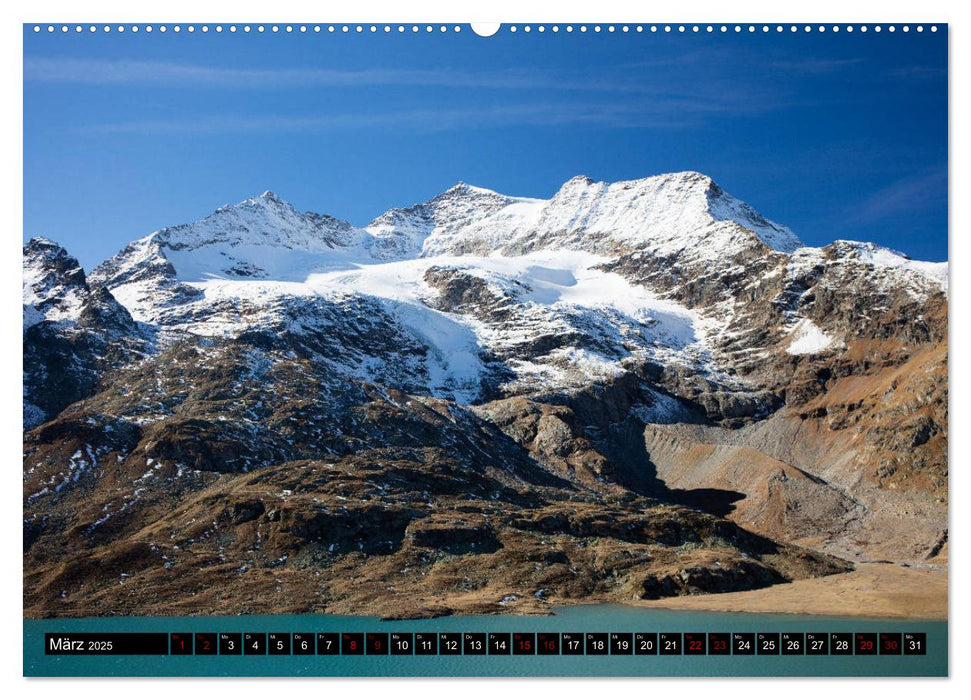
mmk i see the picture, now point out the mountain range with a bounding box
[23,171,947,618]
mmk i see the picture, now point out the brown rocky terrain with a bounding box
[23,339,848,618]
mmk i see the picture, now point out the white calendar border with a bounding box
[2,0,964,697]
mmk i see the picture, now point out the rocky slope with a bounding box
[23,171,947,618]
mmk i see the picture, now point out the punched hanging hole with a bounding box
[471,23,501,37]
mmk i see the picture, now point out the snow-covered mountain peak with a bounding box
[215,190,281,210]
[552,170,712,198]
[90,192,368,293]
[371,173,750,260]
[557,170,711,194]
[23,237,88,322]
[562,174,596,187]
[366,182,544,259]
[362,171,804,261]
[24,235,63,252]
[81,172,815,335]
[23,237,138,340]
[532,170,803,257]
[28,173,948,433]
[438,182,506,199]
[154,191,356,253]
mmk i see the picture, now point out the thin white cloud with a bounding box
[25,57,541,89]
[23,56,785,108]
[888,65,947,81]
[851,170,946,224]
[73,103,703,135]
[763,58,865,75]
[29,55,815,136]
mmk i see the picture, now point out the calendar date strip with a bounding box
[45,631,927,656]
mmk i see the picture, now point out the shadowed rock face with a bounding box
[22,239,151,428]
[23,174,946,618]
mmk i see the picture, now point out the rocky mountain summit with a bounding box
[23,172,947,618]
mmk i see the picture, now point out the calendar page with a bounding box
[21,20,948,677]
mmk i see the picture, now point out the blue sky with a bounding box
[24,25,947,268]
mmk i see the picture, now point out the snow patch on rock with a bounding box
[786,319,838,355]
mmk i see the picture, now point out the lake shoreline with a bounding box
[23,563,946,622]
[627,562,947,621]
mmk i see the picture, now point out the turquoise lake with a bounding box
[24,604,947,677]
